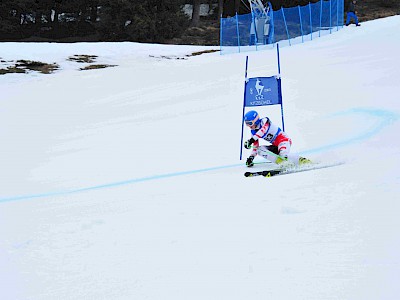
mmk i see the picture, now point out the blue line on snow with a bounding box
[0,164,242,203]
[1,108,398,203]
[301,108,399,155]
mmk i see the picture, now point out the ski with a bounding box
[244,169,281,177]
[244,161,345,178]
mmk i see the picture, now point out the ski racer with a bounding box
[243,110,310,167]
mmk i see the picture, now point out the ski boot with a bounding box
[299,157,312,165]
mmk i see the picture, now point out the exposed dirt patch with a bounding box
[0,66,27,75]
[188,49,220,56]
[0,55,118,75]
[356,0,400,22]
[16,60,59,74]
[69,55,118,71]
[79,64,117,71]
[149,49,219,60]
[0,60,59,75]
[68,55,98,63]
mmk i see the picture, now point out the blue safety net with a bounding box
[220,0,344,54]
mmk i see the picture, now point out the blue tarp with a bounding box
[220,0,344,54]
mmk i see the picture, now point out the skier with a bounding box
[243,110,310,167]
[346,0,360,26]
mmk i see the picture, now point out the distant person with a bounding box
[243,110,311,167]
[346,0,360,26]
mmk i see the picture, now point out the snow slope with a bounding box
[1,16,400,300]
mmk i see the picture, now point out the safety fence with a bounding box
[220,0,344,55]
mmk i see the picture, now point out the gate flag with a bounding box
[244,76,281,107]
[240,48,285,160]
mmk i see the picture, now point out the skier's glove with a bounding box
[244,137,255,149]
[246,155,255,167]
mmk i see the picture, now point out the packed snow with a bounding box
[1,16,400,300]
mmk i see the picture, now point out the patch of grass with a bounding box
[188,49,220,57]
[68,55,98,63]
[80,64,117,71]
[16,60,59,74]
[0,66,27,75]
[149,49,219,60]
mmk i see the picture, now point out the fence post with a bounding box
[281,7,291,46]
[319,0,323,37]
[330,0,332,34]
[336,0,339,31]
[236,13,241,53]
[219,16,223,54]
[309,2,313,40]
[298,5,304,43]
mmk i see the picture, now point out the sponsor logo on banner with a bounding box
[249,78,272,105]
[249,99,273,106]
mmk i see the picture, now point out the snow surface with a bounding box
[1,16,400,300]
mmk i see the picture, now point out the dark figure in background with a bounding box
[346,0,360,26]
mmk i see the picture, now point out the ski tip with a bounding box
[244,172,252,177]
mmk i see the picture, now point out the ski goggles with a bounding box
[245,120,256,126]
[245,116,259,126]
